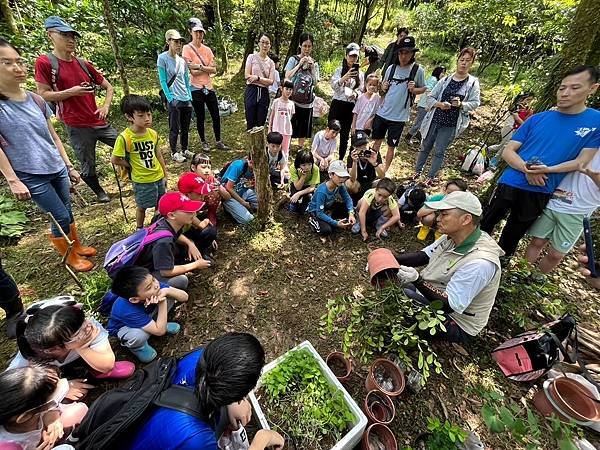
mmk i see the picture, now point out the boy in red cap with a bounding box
[135,192,211,290]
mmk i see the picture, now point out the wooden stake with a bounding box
[247,126,273,228]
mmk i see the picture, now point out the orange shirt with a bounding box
[182,43,215,90]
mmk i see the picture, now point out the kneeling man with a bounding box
[393,191,504,343]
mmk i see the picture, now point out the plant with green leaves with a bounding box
[260,348,354,449]
[322,284,445,385]
[423,417,468,449]
[78,270,112,315]
[0,195,29,238]
[481,389,580,450]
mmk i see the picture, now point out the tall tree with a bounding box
[0,0,17,35]
[102,0,129,95]
[285,0,310,68]
[213,0,228,74]
[375,0,390,35]
[248,127,272,227]
[356,0,379,43]
[537,0,600,110]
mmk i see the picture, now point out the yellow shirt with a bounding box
[363,188,398,211]
[112,128,164,184]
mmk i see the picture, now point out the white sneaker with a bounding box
[171,152,186,163]
[183,150,195,159]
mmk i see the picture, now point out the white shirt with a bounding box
[422,237,498,313]
[311,130,338,159]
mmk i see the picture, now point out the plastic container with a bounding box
[367,248,400,286]
[248,341,368,450]
[548,377,600,423]
[363,390,395,424]
[365,358,405,398]
[360,423,398,450]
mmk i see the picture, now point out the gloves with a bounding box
[396,265,419,284]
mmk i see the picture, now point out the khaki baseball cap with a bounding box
[165,29,184,41]
[424,190,482,216]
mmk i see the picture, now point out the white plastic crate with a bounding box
[248,340,367,450]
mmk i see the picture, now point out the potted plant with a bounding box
[249,341,367,450]
[414,417,467,449]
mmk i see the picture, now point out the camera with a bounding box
[359,149,373,158]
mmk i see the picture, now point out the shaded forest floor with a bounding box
[1,51,599,449]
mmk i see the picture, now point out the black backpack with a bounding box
[385,62,420,108]
[69,357,205,450]
[290,55,315,105]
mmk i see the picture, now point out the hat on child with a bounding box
[351,130,369,148]
[178,172,212,196]
[328,160,351,178]
[44,16,80,37]
[423,191,482,216]
[158,192,205,216]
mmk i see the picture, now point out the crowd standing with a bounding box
[1,14,600,450]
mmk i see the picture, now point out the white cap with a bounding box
[424,190,482,216]
[328,160,350,178]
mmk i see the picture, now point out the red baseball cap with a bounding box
[177,172,212,195]
[158,192,205,216]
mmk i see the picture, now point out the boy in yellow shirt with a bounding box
[112,95,167,228]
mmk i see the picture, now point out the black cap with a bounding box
[351,130,369,147]
[397,36,419,52]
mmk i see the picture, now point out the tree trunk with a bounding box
[102,0,129,95]
[213,0,228,74]
[285,0,310,67]
[536,0,600,110]
[357,0,377,43]
[238,28,257,77]
[0,0,18,35]
[248,126,272,227]
[375,0,389,35]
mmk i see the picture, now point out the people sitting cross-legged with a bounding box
[288,149,320,214]
[108,266,189,363]
[352,177,400,241]
[220,155,258,224]
[345,131,385,205]
[391,191,504,343]
[126,333,284,450]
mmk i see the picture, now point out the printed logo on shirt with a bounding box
[551,189,574,205]
[574,127,597,138]
[134,140,155,169]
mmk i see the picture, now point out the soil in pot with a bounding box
[326,352,351,380]
[361,423,398,450]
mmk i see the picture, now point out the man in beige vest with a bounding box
[393,191,504,343]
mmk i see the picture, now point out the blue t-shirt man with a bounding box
[499,109,600,193]
[376,63,426,122]
[127,349,218,450]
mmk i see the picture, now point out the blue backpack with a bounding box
[103,220,174,278]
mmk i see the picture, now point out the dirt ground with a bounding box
[1,69,599,449]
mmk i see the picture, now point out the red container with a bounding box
[367,248,400,286]
[547,377,600,423]
[365,358,405,398]
[363,390,395,424]
[360,423,398,450]
[325,351,352,383]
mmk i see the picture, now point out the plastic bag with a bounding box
[461,148,486,175]
[217,425,250,450]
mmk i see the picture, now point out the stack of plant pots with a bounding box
[532,376,600,426]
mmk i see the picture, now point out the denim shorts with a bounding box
[133,179,166,209]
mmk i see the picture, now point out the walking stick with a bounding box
[111,163,129,222]
[47,212,84,290]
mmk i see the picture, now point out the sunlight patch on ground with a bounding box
[248,222,286,253]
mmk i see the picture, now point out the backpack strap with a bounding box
[46,53,60,91]
[167,58,180,89]
[75,58,95,84]
[187,43,207,67]
[27,92,47,116]
[154,385,205,419]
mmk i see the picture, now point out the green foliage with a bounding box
[322,284,444,385]
[497,259,566,329]
[79,270,112,314]
[0,195,29,238]
[425,417,468,449]
[260,348,354,449]
[480,389,580,450]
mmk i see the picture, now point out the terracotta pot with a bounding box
[360,423,398,450]
[532,389,559,418]
[367,248,400,286]
[365,358,405,398]
[547,377,600,423]
[363,390,395,424]
[325,351,352,382]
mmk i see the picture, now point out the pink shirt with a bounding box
[352,92,381,130]
[182,43,215,90]
[245,53,275,87]
[271,98,295,136]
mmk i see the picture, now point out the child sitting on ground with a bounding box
[108,266,188,363]
[312,119,341,178]
[346,131,385,205]
[417,178,468,240]
[268,81,294,161]
[0,365,89,450]
[220,155,258,225]
[134,192,211,290]
[265,131,289,188]
[111,95,167,229]
[397,183,427,229]
[289,149,320,214]
[189,153,231,225]
[350,73,381,136]
[352,178,400,241]
[307,160,355,236]
[10,302,134,380]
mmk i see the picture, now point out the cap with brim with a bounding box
[165,29,184,41]
[188,17,206,32]
[178,172,211,195]
[158,192,205,216]
[328,160,350,178]
[351,131,369,147]
[424,191,482,216]
[396,36,419,52]
[44,16,81,37]
[347,49,359,56]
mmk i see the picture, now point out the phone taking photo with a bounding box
[352,63,360,71]
[583,217,598,278]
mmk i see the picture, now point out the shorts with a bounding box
[371,114,405,147]
[528,208,585,253]
[133,179,166,209]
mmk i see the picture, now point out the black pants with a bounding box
[289,183,313,214]
[0,258,20,314]
[328,99,355,160]
[191,89,222,143]
[183,225,218,256]
[168,100,193,154]
[244,84,270,130]
[480,183,551,257]
[308,202,348,236]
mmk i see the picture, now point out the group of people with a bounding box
[1,12,600,450]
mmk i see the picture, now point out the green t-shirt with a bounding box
[112,127,164,183]
[290,164,320,187]
[427,193,445,202]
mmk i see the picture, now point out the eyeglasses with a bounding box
[50,30,78,39]
[0,58,27,68]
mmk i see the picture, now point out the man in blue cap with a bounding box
[35,16,117,202]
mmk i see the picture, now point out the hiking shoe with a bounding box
[166,322,181,335]
[202,141,211,152]
[378,228,389,238]
[172,152,186,163]
[130,343,157,363]
[92,361,136,379]
[183,150,195,159]
[215,141,229,150]
[417,225,431,241]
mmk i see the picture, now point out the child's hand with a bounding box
[361,230,369,241]
[364,118,373,130]
[350,149,360,161]
[39,411,64,450]
[375,227,386,239]
[290,192,301,203]
[193,258,212,270]
[199,219,211,229]
[187,242,202,261]
[66,321,99,350]
[337,218,351,228]
[367,150,378,164]
[348,215,356,225]
[66,379,94,400]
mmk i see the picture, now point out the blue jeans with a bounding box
[415,122,456,178]
[15,167,72,237]
[223,188,258,224]
[408,106,427,136]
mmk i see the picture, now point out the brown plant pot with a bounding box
[365,358,405,398]
[363,390,395,424]
[532,389,562,419]
[547,377,600,423]
[367,248,400,286]
[325,351,352,382]
[360,423,398,450]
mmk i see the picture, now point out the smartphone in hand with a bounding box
[352,63,360,71]
[583,217,598,277]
